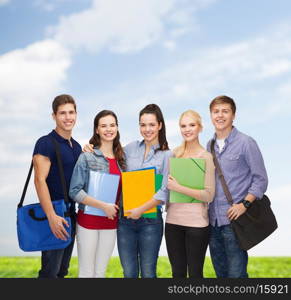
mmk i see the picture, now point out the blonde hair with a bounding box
[173,110,203,158]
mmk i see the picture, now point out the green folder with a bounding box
[169,158,205,203]
[142,174,163,218]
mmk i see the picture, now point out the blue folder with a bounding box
[84,170,120,217]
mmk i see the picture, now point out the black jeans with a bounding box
[38,215,76,278]
[165,223,210,278]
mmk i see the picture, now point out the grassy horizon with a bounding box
[0,256,290,278]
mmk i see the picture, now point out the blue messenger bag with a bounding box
[17,138,72,251]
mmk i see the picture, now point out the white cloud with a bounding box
[0,39,72,172]
[0,39,71,119]
[163,40,177,51]
[50,0,216,54]
[0,0,10,6]
[33,0,83,11]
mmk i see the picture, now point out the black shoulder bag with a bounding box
[210,139,278,251]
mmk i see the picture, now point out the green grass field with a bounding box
[0,256,290,278]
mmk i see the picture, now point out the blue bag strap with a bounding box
[17,137,69,208]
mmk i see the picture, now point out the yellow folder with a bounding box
[122,168,157,216]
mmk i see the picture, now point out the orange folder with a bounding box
[122,168,157,216]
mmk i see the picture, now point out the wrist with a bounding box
[240,199,252,209]
[135,207,143,215]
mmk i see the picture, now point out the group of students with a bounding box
[32,94,268,279]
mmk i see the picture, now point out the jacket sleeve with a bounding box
[69,153,89,203]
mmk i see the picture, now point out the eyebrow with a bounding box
[59,110,75,113]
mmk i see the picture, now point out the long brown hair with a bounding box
[89,110,126,169]
[139,104,169,152]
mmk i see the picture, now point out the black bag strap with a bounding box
[51,137,69,204]
[18,161,33,208]
[210,139,233,206]
[18,137,69,208]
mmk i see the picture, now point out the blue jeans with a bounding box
[117,212,163,278]
[38,216,76,278]
[209,223,248,278]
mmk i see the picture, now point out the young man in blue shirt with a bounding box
[33,94,82,278]
[207,95,268,278]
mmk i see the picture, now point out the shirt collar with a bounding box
[213,126,238,143]
[138,140,160,150]
[93,148,103,156]
[51,130,70,143]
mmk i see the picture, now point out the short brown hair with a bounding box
[209,95,236,114]
[52,94,76,114]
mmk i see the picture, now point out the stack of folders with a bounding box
[169,158,205,203]
[84,170,120,216]
[121,167,163,218]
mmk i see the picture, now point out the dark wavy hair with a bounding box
[139,104,169,152]
[89,110,126,169]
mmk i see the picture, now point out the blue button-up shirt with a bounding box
[124,140,172,204]
[207,127,268,226]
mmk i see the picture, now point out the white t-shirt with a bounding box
[217,138,225,153]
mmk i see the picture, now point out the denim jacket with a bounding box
[69,148,123,211]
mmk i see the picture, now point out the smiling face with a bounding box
[96,115,118,143]
[139,113,162,145]
[210,103,235,134]
[53,103,76,133]
[179,114,201,143]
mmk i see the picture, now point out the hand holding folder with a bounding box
[84,170,120,216]
[121,168,163,218]
[169,157,205,203]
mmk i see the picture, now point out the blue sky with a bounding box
[0,0,290,257]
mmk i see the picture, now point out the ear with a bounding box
[52,113,56,121]
[95,128,99,135]
[158,122,162,131]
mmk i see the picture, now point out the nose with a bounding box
[65,113,71,119]
[217,111,223,117]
